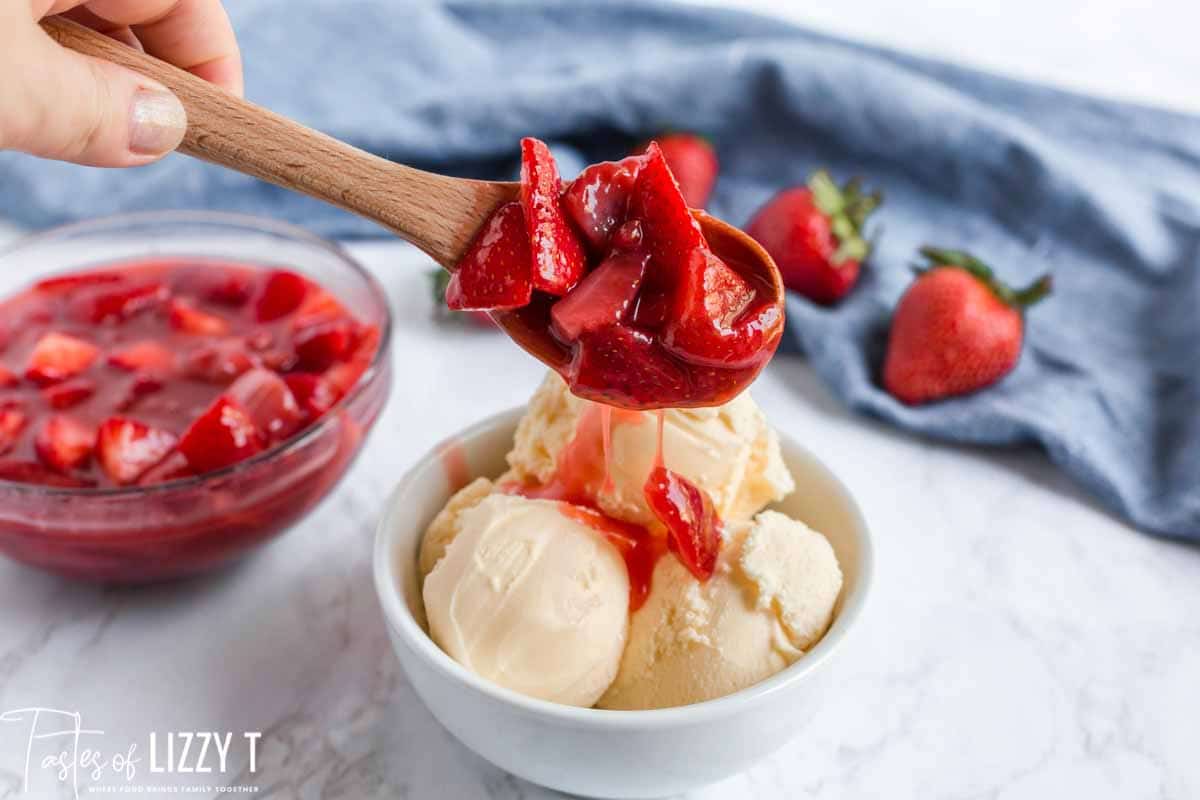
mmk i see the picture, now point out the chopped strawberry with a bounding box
[550,251,649,342]
[117,373,165,411]
[446,202,534,311]
[94,417,178,485]
[34,415,95,473]
[246,331,274,351]
[628,288,673,330]
[181,340,257,384]
[255,270,308,322]
[136,450,193,486]
[168,298,231,336]
[21,302,55,326]
[245,331,299,371]
[324,361,364,396]
[428,270,497,328]
[643,465,721,581]
[519,137,587,295]
[0,461,95,488]
[203,272,254,307]
[350,324,381,361]
[284,373,337,420]
[568,325,688,409]
[34,270,124,294]
[661,249,783,368]
[561,156,644,251]
[293,320,352,372]
[94,417,175,485]
[291,289,346,329]
[629,142,707,282]
[0,407,27,455]
[177,396,265,474]
[108,341,175,373]
[42,378,96,410]
[323,325,379,394]
[637,134,719,209]
[170,263,256,307]
[224,369,304,441]
[77,282,168,324]
[25,333,100,386]
[260,349,299,372]
[610,219,644,252]
[0,365,18,388]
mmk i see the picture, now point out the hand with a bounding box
[1,1,242,167]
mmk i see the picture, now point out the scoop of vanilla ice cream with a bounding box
[419,477,494,577]
[597,510,842,710]
[506,373,794,530]
[422,493,630,707]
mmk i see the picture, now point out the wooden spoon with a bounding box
[42,16,514,269]
[43,16,784,390]
[41,17,781,293]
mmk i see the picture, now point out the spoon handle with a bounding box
[41,16,514,267]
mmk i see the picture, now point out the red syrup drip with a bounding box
[640,408,723,582]
[504,402,727,602]
[600,404,614,495]
[557,503,664,612]
[652,409,665,469]
[501,403,661,610]
[436,438,471,493]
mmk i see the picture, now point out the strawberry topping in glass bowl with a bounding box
[0,260,378,489]
[0,211,392,582]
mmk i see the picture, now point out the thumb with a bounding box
[7,28,186,167]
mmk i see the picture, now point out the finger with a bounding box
[81,0,243,95]
[60,6,142,51]
[3,25,185,166]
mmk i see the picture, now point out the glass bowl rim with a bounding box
[0,209,394,499]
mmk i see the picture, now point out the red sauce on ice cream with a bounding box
[456,137,766,603]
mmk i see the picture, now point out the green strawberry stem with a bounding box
[1013,275,1053,307]
[809,170,883,267]
[917,246,1052,310]
[429,268,450,303]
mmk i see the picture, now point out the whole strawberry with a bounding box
[636,133,718,209]
[746,170,881,305]
[883,247,1052,405]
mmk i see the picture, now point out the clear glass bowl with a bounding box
[0,212,393,582]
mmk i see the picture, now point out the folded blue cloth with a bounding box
[3,1,1198,540]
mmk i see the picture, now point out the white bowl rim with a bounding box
[373,406,874,730]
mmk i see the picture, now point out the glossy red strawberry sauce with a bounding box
[503,405,723,609]
[448,138,784,410]
[0,259,379,489]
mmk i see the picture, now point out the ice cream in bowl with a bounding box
[373,374,873,798]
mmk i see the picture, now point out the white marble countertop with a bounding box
[1,243,1196,800]
[2,3,1199,799]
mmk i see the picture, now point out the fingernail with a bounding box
[129,89,186,156]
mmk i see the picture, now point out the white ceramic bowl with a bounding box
[374,407,873,799]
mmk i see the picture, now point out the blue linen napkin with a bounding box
[2,1,1198,540]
